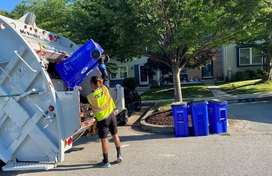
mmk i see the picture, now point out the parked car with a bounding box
[116,87,142,125]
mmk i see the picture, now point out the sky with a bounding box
[0,0,22,12]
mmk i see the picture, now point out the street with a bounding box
[1,101,272,176]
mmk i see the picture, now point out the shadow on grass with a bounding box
[141,84,213,100]
[220,80,270,95]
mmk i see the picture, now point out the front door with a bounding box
[202,58,213,79]
[139,65,149,85]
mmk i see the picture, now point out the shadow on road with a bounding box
[228,101,272,124]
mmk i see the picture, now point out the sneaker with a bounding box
[116,155,123,163]
[97,161,111,168]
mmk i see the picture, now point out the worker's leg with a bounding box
[97,119,110,165]
[109,113,122,162]
[112,134,120,148]
[100,138,109,163]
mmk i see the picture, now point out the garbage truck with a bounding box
[0,12,127,171]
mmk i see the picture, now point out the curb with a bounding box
[140,103,174,134]
[140,96,272,134]
[226,96,272,104]
[142,96,272,104]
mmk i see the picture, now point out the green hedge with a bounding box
[231,70,262,81]
[122,77,137,90]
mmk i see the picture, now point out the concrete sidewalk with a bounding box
[204,83,272,103]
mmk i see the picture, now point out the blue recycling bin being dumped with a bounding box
[171,102,189,137]
[189,100,209,136]
[55,39,104,89]
[208,99,228,134]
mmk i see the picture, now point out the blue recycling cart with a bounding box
[55,39,104,89]
[189,100,209,136]
[208,99,228,134]
[171,102,189,137]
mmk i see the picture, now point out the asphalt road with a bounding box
[1,101,272,176]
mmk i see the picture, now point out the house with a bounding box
[109,44,264,89]
[109,56,160,91]
[221,44,264,81]
[185,44,264,82]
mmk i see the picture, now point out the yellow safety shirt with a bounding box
[87,85,116,121]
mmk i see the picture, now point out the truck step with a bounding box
[2,162,55,171]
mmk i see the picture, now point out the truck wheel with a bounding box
[135,101,142,111]
[117,109,128,126]
[118,119,127,126]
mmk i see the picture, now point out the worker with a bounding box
[80,76,122,168]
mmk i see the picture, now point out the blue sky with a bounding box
[0,0,22,12]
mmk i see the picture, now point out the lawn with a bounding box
[140,83,214,101]
[140,79,272,110]
[138,79,272,127]
[217,79,272,95]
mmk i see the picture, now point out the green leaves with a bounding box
[3,0,270,98]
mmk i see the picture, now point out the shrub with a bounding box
[122,77,137,90]
[231,71,249,81]
[257,68,269,76]
[245,70,257,79]
[255,74,263,79]
[150,81,159,89]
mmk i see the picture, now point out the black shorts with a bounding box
[97,112,118,139]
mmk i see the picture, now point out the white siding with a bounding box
[110,56,149,78]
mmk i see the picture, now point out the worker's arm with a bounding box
[99,63,110,88]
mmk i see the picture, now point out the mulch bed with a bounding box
[145,109,192,127]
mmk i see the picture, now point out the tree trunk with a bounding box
[172,67,183,102]
[263,40,272,81]
[267,50,272,81]
[269,67,272,81]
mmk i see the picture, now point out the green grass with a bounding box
[217,79,272,95]
[220,132,231,136]
[140,79,272,103]
[140,84,214,100]
[152,100,173,110]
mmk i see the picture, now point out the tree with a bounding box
[12,0,72,36]
[36,1,264,101]
[145,55,172,76]
[236,0,272,81]
[67,0,145,61]
[0,10,9,17]
[8,0,265,102]
[119,0,260,102]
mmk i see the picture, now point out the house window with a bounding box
[110,66,128,79]
[238,48,263,66]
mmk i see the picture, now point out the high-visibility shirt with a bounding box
[87,85,116,121]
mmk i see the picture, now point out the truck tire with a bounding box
[118,116,128,125]
[135,100,142,111]
[117,109,128,126]
[118,120,127,126]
